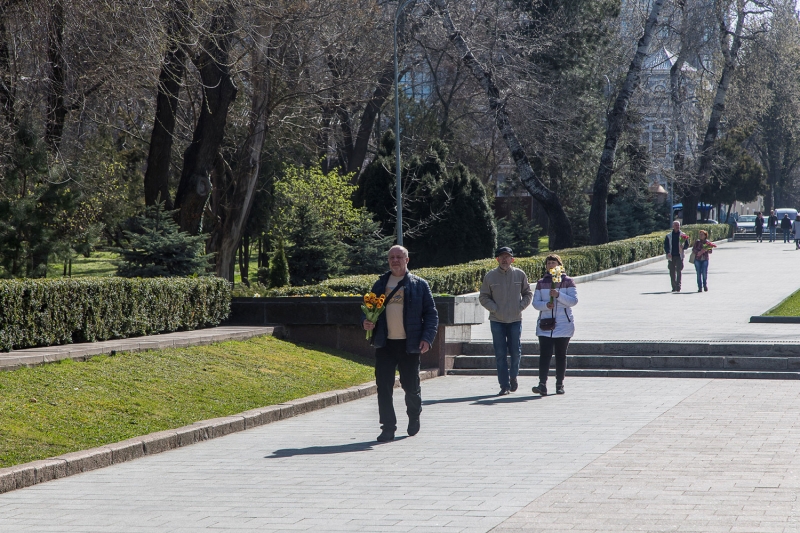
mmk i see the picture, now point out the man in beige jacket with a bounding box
[479,246,533,395]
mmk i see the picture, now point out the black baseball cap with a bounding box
[495,246,514,257]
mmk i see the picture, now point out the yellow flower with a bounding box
[320,293,327,297]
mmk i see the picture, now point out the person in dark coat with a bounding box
[362,245,438,443]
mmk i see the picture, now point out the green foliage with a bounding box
[496,204,541,257]
[607,196,671,242]
[344,215,394,276]
[702,128,767,207]
[0,122,78,278]
[262,224,729,297]
[267,239,290,289]
[0,277,231,351]
[286,204,345,286]
[357,132,496,267]
[115,202,211,278]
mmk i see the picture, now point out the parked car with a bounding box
[735,215,757,233]
[776,208,798,223]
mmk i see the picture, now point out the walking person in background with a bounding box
[664,220,690,292]
[781,213,793,243]
[768,210,778,242]
[793,215,800,250]
[362,245,439,443]
[755,212,765,242]
[692,230,714,292]
[531,254,578,397]
[479,246,533,396]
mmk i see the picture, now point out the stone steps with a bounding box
[447,368,800,380]
[448,341,800,379]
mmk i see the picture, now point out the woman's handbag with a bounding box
[688,250,696,264]
[538,317,556,331]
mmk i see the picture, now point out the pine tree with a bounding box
[345,214,393,275]
[495,204,540,257]
[267,238,290,288]
[286,204,344,286]
[116,202,211,277]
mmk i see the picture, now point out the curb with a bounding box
[0,326,275,372]
[750,316,800,324]
[0,369,440,495]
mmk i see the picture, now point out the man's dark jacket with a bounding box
[769,214,778,228]
[363,271,439,352]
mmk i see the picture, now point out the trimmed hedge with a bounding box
[263,224,730,297]
[0,277,231,351]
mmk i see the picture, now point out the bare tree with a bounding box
[432,0,574,249]
[588,0,666,244]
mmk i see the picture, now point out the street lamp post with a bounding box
[393,0,415,246]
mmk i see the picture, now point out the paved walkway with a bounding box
[472,239,800,341]
[1,375,799,532]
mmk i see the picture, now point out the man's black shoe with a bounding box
[498,388,510,396]
[377,429,395,443]
[532,383,547,396]
[408,418,420,436]
[510,377,518,392]
[556,383,565,395]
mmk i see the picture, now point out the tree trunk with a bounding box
[433,0,573,249]
[669,7,690,224]
[174,2,238,235]
[588,0,665,244]
[0,2,16,127]
[44,0,67,151]
[208,26,270,281]
[684,0,747,224]
[143,0,189,209]
[336,1,418,181]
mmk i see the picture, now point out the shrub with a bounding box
[0,277,231,351]
[261,224,728,297]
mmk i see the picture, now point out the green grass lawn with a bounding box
[764,288,800,316]
[46,251,121,278]
[0,336,374,468]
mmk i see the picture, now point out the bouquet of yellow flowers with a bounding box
[548,265,565,304]
[361,292,387,341]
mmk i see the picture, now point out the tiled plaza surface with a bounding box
[2,375,800,532]
[472,239,800,342]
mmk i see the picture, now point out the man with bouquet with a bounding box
[664,220,690,292]
[362,245,438,443]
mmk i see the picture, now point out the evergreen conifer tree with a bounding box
[116,202,211,277]
[495,204,540,257]
[345,214,393,275]
[267,238,290,288]
[286,204,344,286]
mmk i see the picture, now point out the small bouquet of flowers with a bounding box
[548,265,565,304]
[361,292,386,341]
[681,233,690,245]
[702,241,717,252]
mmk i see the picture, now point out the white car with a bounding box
[735,215,757,233]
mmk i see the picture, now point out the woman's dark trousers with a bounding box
[375,339,421,432]
[538,336,570,385]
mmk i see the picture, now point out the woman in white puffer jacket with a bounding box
[531,254,578,396]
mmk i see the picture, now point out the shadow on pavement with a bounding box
[640,291,674,295]
[472,395,540,405]
[266,437,407,458]
[423,394,497,405]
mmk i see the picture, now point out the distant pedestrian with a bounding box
[692,230,714,292]
[781,214,792,243]
[479,246,533,396]
[793,216,800,249]
[768,210,778,242]
[664,220,690,292]
[362,245,439,443]
[755,212,764,242]
[531,254,578,397]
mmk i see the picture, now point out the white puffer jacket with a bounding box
[532,273,578,338]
